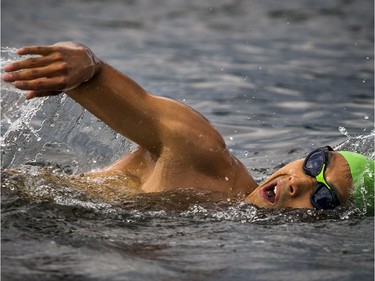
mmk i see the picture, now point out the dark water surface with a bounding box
[1,0,374,280]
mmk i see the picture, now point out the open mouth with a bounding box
[260,181,280,204]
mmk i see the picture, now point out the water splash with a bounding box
[1,47,131,172]
[335,127,374,159]
[1,47,37,94]
[338,126,350,138]
[1,162,364,224]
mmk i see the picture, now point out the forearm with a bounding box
[68,62,225,157]
[67,62,163,154]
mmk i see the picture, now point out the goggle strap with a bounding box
[315,163,331,190]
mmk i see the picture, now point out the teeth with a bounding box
[273,185,277,195]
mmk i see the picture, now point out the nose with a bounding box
[286,175,313,198]
[288,182,297,197]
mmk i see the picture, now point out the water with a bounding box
[1,0,374,280]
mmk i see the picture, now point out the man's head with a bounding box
[245,147,374,213]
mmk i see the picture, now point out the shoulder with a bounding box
[156,97,226,152]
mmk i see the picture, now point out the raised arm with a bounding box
[67,61,226,156]
[2,42,225,156]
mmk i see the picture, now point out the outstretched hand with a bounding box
[2,42,101,99]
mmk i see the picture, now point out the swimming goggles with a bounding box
[303,146,340,210]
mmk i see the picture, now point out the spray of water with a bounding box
[1,46,131,172]
[1,47,39,94]
[336,126,374,159]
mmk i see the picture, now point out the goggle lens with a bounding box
[311,183,338,209]
[303,146,340,210]
[304,150,327,176]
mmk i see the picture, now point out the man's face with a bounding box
[245,151,352,209]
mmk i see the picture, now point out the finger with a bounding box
[3,63,67,82]
[16,46,56,56]
[14,76,68,91]
[25,90,61,100]
[3,53,59,73]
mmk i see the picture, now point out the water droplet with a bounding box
[338,126,350,138]
[338,126,346,133]
[229,137,234,141]
[364,115,369,120]
[362,79,366,83]
[225,177,229,181]
[258,66,262,70]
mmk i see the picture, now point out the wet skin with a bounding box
[2,43,353,210]
[245,151,352,209]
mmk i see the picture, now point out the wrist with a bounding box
[84,48,102,83]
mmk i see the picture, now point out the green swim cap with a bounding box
[338,151,374,215]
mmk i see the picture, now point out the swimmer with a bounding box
[2,42,374,212]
